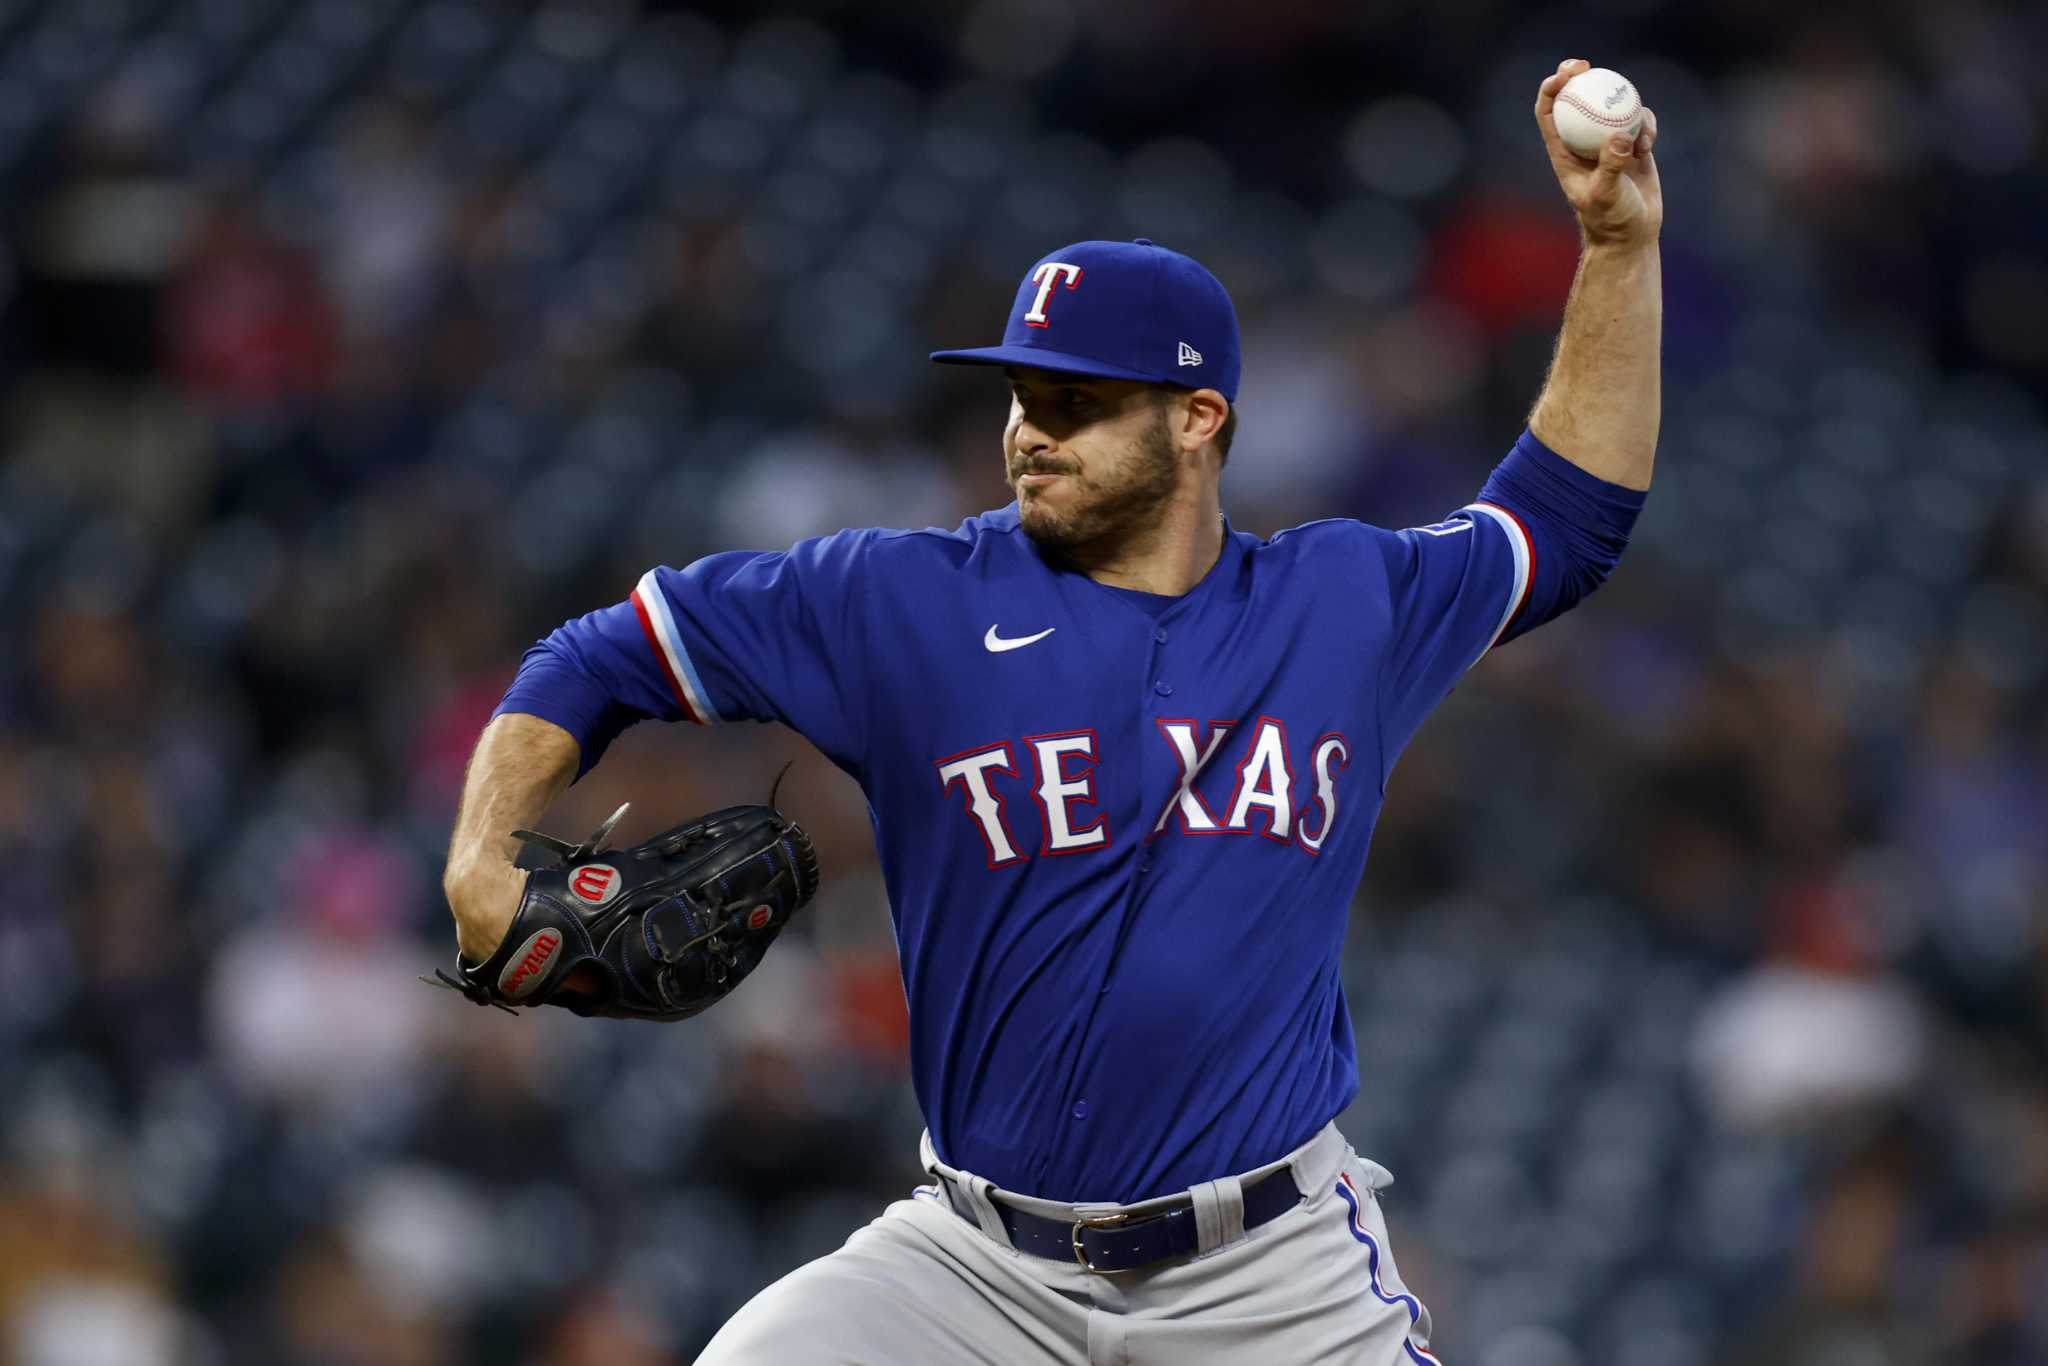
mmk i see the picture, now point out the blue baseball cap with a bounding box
[930,238,1241,401]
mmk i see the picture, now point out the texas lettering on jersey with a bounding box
[936,720,1349,864]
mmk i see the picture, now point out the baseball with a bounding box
[1553,67,1643,159]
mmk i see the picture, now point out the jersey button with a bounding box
[1154,628,1168,645]
[1072,1100,1090,1119]
[1153,681,1173,696]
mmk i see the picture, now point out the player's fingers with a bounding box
[1532,57,1588,117]
[1534,58,1587,105]
[1533,64,1582,164]
[1631,144,1661,197]
[1587,131,1635,198]
[1641,106,1661,156]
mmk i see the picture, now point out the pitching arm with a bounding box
[1527,57,1664,492]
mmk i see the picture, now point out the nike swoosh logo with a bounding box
[984,625,1056,653]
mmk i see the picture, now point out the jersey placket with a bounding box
[1041,604,1179,1178]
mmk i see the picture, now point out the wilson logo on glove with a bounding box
[498,929,563,998]
[747,904,773,931]
[569,863,622,905]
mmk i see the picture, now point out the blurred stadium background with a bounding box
[0,0,2043,1362]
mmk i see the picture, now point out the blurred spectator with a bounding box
[207,820,436,1121]
[0,1183,203,1366]
[165,185,338,412]
[536,1291,678,1366]
[270,1228,452,1366]
[1691,965,1928,1133]
[316,99,450,357]
[1719,1133,1939,1366]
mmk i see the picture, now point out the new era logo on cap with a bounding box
[928,238,1241,401]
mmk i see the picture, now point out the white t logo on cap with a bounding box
[1023,261,1083,328]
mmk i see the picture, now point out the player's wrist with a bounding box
[1578,230,1660,255]
[444,858,526,961]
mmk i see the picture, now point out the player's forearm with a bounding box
[443,711,581,960]
[1527,241,1661,492]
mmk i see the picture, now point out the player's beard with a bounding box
[1012,406,1180,557]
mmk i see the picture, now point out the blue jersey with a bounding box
[498,430,1645,1202]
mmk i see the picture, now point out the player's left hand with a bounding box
[1535,58,1662,249]
[424,799,820,1020]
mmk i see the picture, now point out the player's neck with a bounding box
[1068,484,1226,596]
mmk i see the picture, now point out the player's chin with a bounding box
[1016,498,1086,547]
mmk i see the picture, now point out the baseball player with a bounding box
[440,60,1660,1363]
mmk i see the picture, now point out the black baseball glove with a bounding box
[426,797,819,1021]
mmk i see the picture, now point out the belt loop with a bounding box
[1288,1122,1349,1200]
[1189,1175,1245,1253]
[960,1176,1012,1246]
[919,1132,1013,1248]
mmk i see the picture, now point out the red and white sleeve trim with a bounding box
[630,569,718,725]
[1462,502,1535,657]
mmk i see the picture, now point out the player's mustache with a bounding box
[1011,461,1081,479]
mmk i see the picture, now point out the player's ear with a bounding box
[1174,387,1230,458]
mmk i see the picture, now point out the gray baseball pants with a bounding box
[695,1122,1442,1365]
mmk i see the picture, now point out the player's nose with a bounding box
[1012,417,1055,457]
